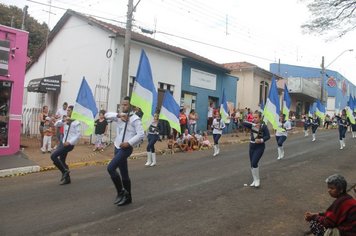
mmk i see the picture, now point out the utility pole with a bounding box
[320,56,325,104]
[120,0,134,99]
[21,5,28,30]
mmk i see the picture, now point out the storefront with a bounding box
[0,25,28,156]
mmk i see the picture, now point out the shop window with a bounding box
[0,81,11,146]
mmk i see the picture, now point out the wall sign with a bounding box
[190,68,216,90]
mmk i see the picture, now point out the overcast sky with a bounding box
[3,0,356,84]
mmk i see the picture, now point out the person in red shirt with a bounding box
[304,174,356,236]
[179,108,187,134]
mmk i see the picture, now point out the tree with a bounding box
[301,0,356,38]
[0,4,49,59]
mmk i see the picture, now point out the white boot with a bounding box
[145,152,152,166]
[342,138,346,148]
[304,130,308,136]
[250,168,256,187]
[277,147,281,160]
[280,147,285,159]
[352,132,355,138]
[150,153,156,166]
[312,134,316,142]
[213,145,217,157]
[252,167,260,187]
[216,144,220,156]
[339,140,343,150]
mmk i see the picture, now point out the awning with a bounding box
[27,75,62,93]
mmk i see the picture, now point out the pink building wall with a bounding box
[0,25,29,156]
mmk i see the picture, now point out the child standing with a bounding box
[41,117,53,153]
[93,110,108,152]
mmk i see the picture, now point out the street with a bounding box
[0,130,355,236]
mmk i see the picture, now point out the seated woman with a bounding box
[304,174,356,236]
[200,131,212,149]
[190,132,200,150]
[176,134,189,152]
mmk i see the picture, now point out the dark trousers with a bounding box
[249,143,265,168]
[276,136,287,147]
[146,134,159,153]
[339,126,347,140]
[107,147,133,181]
[213,134,221,145]
[50,144,74,173]
[311,125,318,134]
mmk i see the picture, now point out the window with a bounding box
[259,81,269,105]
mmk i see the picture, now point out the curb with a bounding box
[0,165,41,178]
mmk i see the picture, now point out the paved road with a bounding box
[0,130,355,235]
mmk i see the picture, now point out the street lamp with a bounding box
[320,49,353,104]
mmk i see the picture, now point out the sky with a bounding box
[2,0,356,84]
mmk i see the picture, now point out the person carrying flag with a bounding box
[105,96,145,206]
[302,114,311,136]
[275,113,291,160]
[51,105,81,185]
[243,111,270,188]
[310,113,320,142]
[335,109,349,149]
[211,112,225,157]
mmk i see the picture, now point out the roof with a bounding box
[223,61,284,80]
[27,10,230,73]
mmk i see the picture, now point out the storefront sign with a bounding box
[0,40,10,76]
[27,75,62,93]
[190,68,216,90]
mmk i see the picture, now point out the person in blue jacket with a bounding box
[242,111,270,188]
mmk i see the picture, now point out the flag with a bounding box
[315,100,326,120]
[219,88,229,123]
[346,94,355,124]
[308,103,316,118]
[159,91,181,133]
[263,77,281,130]
[131,50,158,130]
[353,96,356,112]
[71,77,98,135]
[282,84,291,120]
[345,106,355,125]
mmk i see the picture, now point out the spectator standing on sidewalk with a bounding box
[211,112,225,157]
[55,102,68,149]
[188,109,198,134]
[40,117,54,153]
[179,108,188,134]
[105,96,144,206]
[145,114,160,167]
[275,114,291,160]
[242,111,270,188]
[323,114,331,129]
[207,102,214,133]
[39,105,49,147]
[304,174,356,236]
[93,110,108,152]
[51,105,81,185]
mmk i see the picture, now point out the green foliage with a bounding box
[0,3,49,58]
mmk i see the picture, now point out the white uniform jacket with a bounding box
[105,112,145,149]
[55,119,81,145]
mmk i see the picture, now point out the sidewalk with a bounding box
[0,128,303,177]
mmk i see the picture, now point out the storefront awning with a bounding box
[27,75,62,93]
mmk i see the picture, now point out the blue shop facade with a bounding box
[270,63,356,116]
[181,58,238,132]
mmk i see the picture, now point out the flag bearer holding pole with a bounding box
[51,105,81,185]
[105,96,145,206]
